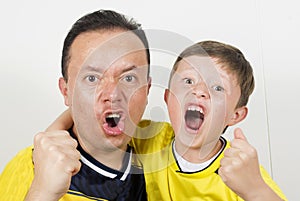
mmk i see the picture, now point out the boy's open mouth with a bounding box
[185,106,204,131]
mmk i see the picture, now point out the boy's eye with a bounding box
[183,78,194,84]
[213,85,224,92]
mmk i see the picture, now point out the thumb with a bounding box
[234,127,248,142]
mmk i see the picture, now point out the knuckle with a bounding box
[222,166,231,174]
[230,140,238,147]
[57,152,68,162]
[48,145,59,152]
[60,130,70,136]
[34,132,45,143]
[76,160,82,169]
[76,151,81,160]
[220,158,224,165]
[233,159,243,168]
[223,149,230,156]
[71,138,78,147]
[248,147,257,157]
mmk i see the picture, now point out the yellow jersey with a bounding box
[132,120,287,201]
[0,128,147,201]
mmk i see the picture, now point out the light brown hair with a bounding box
[169,40,255,108]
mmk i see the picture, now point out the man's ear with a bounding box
[227,106,248,126]
[147,77,152,95]
[164,89,170,104]
[59,77,70,106]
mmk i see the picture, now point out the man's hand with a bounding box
[25,131,81,201]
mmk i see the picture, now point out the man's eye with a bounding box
[213,85,224,92]
[183,78,194,84]
[86,75,97,83]
[124,75,135,82]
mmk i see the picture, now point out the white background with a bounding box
[0,0,299,200]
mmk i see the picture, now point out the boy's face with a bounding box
[60,29,150,153]
[165,55,246,149]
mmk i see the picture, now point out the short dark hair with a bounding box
[61,10,150,81]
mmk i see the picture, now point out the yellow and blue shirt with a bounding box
[0,120,287,200]
[0,129,147,201]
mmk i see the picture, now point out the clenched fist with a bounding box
[219,128,264,199]
[25,130,81,201]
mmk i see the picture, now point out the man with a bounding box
[0,10,151,201]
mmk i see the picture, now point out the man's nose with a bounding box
[100,79,122,103]
[192,82,210,99]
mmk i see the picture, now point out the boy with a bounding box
[44,41,287,200]
[132,40,286,200]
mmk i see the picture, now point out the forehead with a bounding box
[173,55,238,85]
[175,55,222,79]
[69,29,147,73]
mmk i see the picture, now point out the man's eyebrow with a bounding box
[121,65,137,74]
[81,65,138,74]
[81,65,104,73]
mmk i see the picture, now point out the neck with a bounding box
[93,147,127,170]
[80,138,128,171]
[174,138,222,163]
[72,127,129,170]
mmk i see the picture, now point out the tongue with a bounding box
[185,111,203,130]
[103,120,124,135]
[107,117,119,127]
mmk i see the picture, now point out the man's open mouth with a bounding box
[103,112,125,135]
[106,113,121,128]
[185,106,204,131]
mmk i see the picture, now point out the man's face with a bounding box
[61,29,150,153]
[165,55,241,149]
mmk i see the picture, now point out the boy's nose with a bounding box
[192,83,210,99]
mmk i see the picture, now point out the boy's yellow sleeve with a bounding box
[0,146,34,201]
[260,166,287,201]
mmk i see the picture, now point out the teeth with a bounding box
[187,106,203,114]
[106,113,121,118]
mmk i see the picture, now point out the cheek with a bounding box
[166,92,182,134]
[72,83,96,119]
[209,98,231,130]
[128,86,148,123]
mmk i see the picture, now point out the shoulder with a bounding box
[131,120,174,154]
[1,146,34,173]
[259,166,287,200]
[136,120,174,140]
[137,119,173,131]
[0,146,34,199]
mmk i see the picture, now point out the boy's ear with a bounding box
[59,77,70,106]
[227,106,248,126]
[164,89,170,104]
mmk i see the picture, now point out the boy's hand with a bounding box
[46,109,73,131]
[25,131,81,201]
[219,128,265,199]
